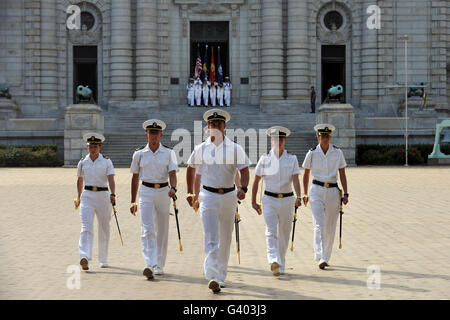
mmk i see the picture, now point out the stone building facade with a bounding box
[0,0,449,163]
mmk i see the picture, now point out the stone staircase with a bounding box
[101,104,317,167]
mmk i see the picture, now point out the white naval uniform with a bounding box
[77,153,115,264]
[187,136,250,282]
[194,81,203,106]
[202,81,210,106]
[255,149,300,273]
[217,86,224,107]
[302,144,347,263]
[187,83,195,106]
[209,84,217,107]
[130,143,179,269]
[224,82,232,107]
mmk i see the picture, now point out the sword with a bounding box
[173,196,183,251]
[235,200,241,264]
[290,206,299,251]
[339,189,344,249]
[112,202,124,246]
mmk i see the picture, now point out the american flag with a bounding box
[194,44,202,79]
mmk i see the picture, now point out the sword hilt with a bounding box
[74,198,80,210]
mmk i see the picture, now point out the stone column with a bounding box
[110,0,133,101]
[317,104,356,165]
[136,0,159,102]
[64,104,104,166]
[40,0,58,111]
[360,0,378,107]
[260,0,283,101]
[287,0,309,102]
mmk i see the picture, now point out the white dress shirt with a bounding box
[302,144,347,183]
[77,153,115,187]
[255,149,300,194]
[187,136,250,188]
[130,143,179,182]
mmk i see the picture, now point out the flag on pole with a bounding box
[217,46,223,84]
[194,44,202,79]
[201,44,208,82]
[210,48,215,86]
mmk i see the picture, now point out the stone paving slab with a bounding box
[0,167,449,300]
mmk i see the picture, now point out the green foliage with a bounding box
[357,144,450,165]
[0,144,62,167]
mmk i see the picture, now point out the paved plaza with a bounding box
[0,167,449,300]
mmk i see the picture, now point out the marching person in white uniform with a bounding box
[202,79,210,107]
[252,126,302,276]
[194,78,203,107]
[186,109,251,293]
[76,132,116,271]
[209,82,217,107]
[302,124,349,270]
[130,119,179,280]
[217,83,224,107]
[224,77,232,107]
[187,78,195,107]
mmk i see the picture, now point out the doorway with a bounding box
[190,21,229,80]
[73,46,97,104]
[322,45,345,103]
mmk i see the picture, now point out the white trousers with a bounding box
[217,92,224,107]
[224,90,231,106]
[139,186,170,269]
[79,190,111,264]
[195,90,202,106]
[262,195,294,273]
[203,90,209,106]
[199,189,237,282]
[309,184,340,263]
[210,90,216,107]
[187,91,195,106]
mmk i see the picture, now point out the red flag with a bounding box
[210,48,215,86]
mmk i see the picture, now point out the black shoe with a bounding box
[143,268,154,280]
[80,258,89,271]
[208,280,221,293]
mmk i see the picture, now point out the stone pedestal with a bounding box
[64,104,104,166]
[318,103,356,165]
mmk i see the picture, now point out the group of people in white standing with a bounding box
[187,77,232,107]
[74,109,349,294]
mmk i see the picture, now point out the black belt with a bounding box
[85,186,108,192]
[312,180,338,188]
[264,191,294,199]
[142,182,169,189]
[203,185,235,194]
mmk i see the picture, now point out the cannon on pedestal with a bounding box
[325,85,344,103]
[0,83,11,99]
[76,85,95,104]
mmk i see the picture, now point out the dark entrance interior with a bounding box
[73,46,97,103]
[322,45,345,103]
[190,21,229,79]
